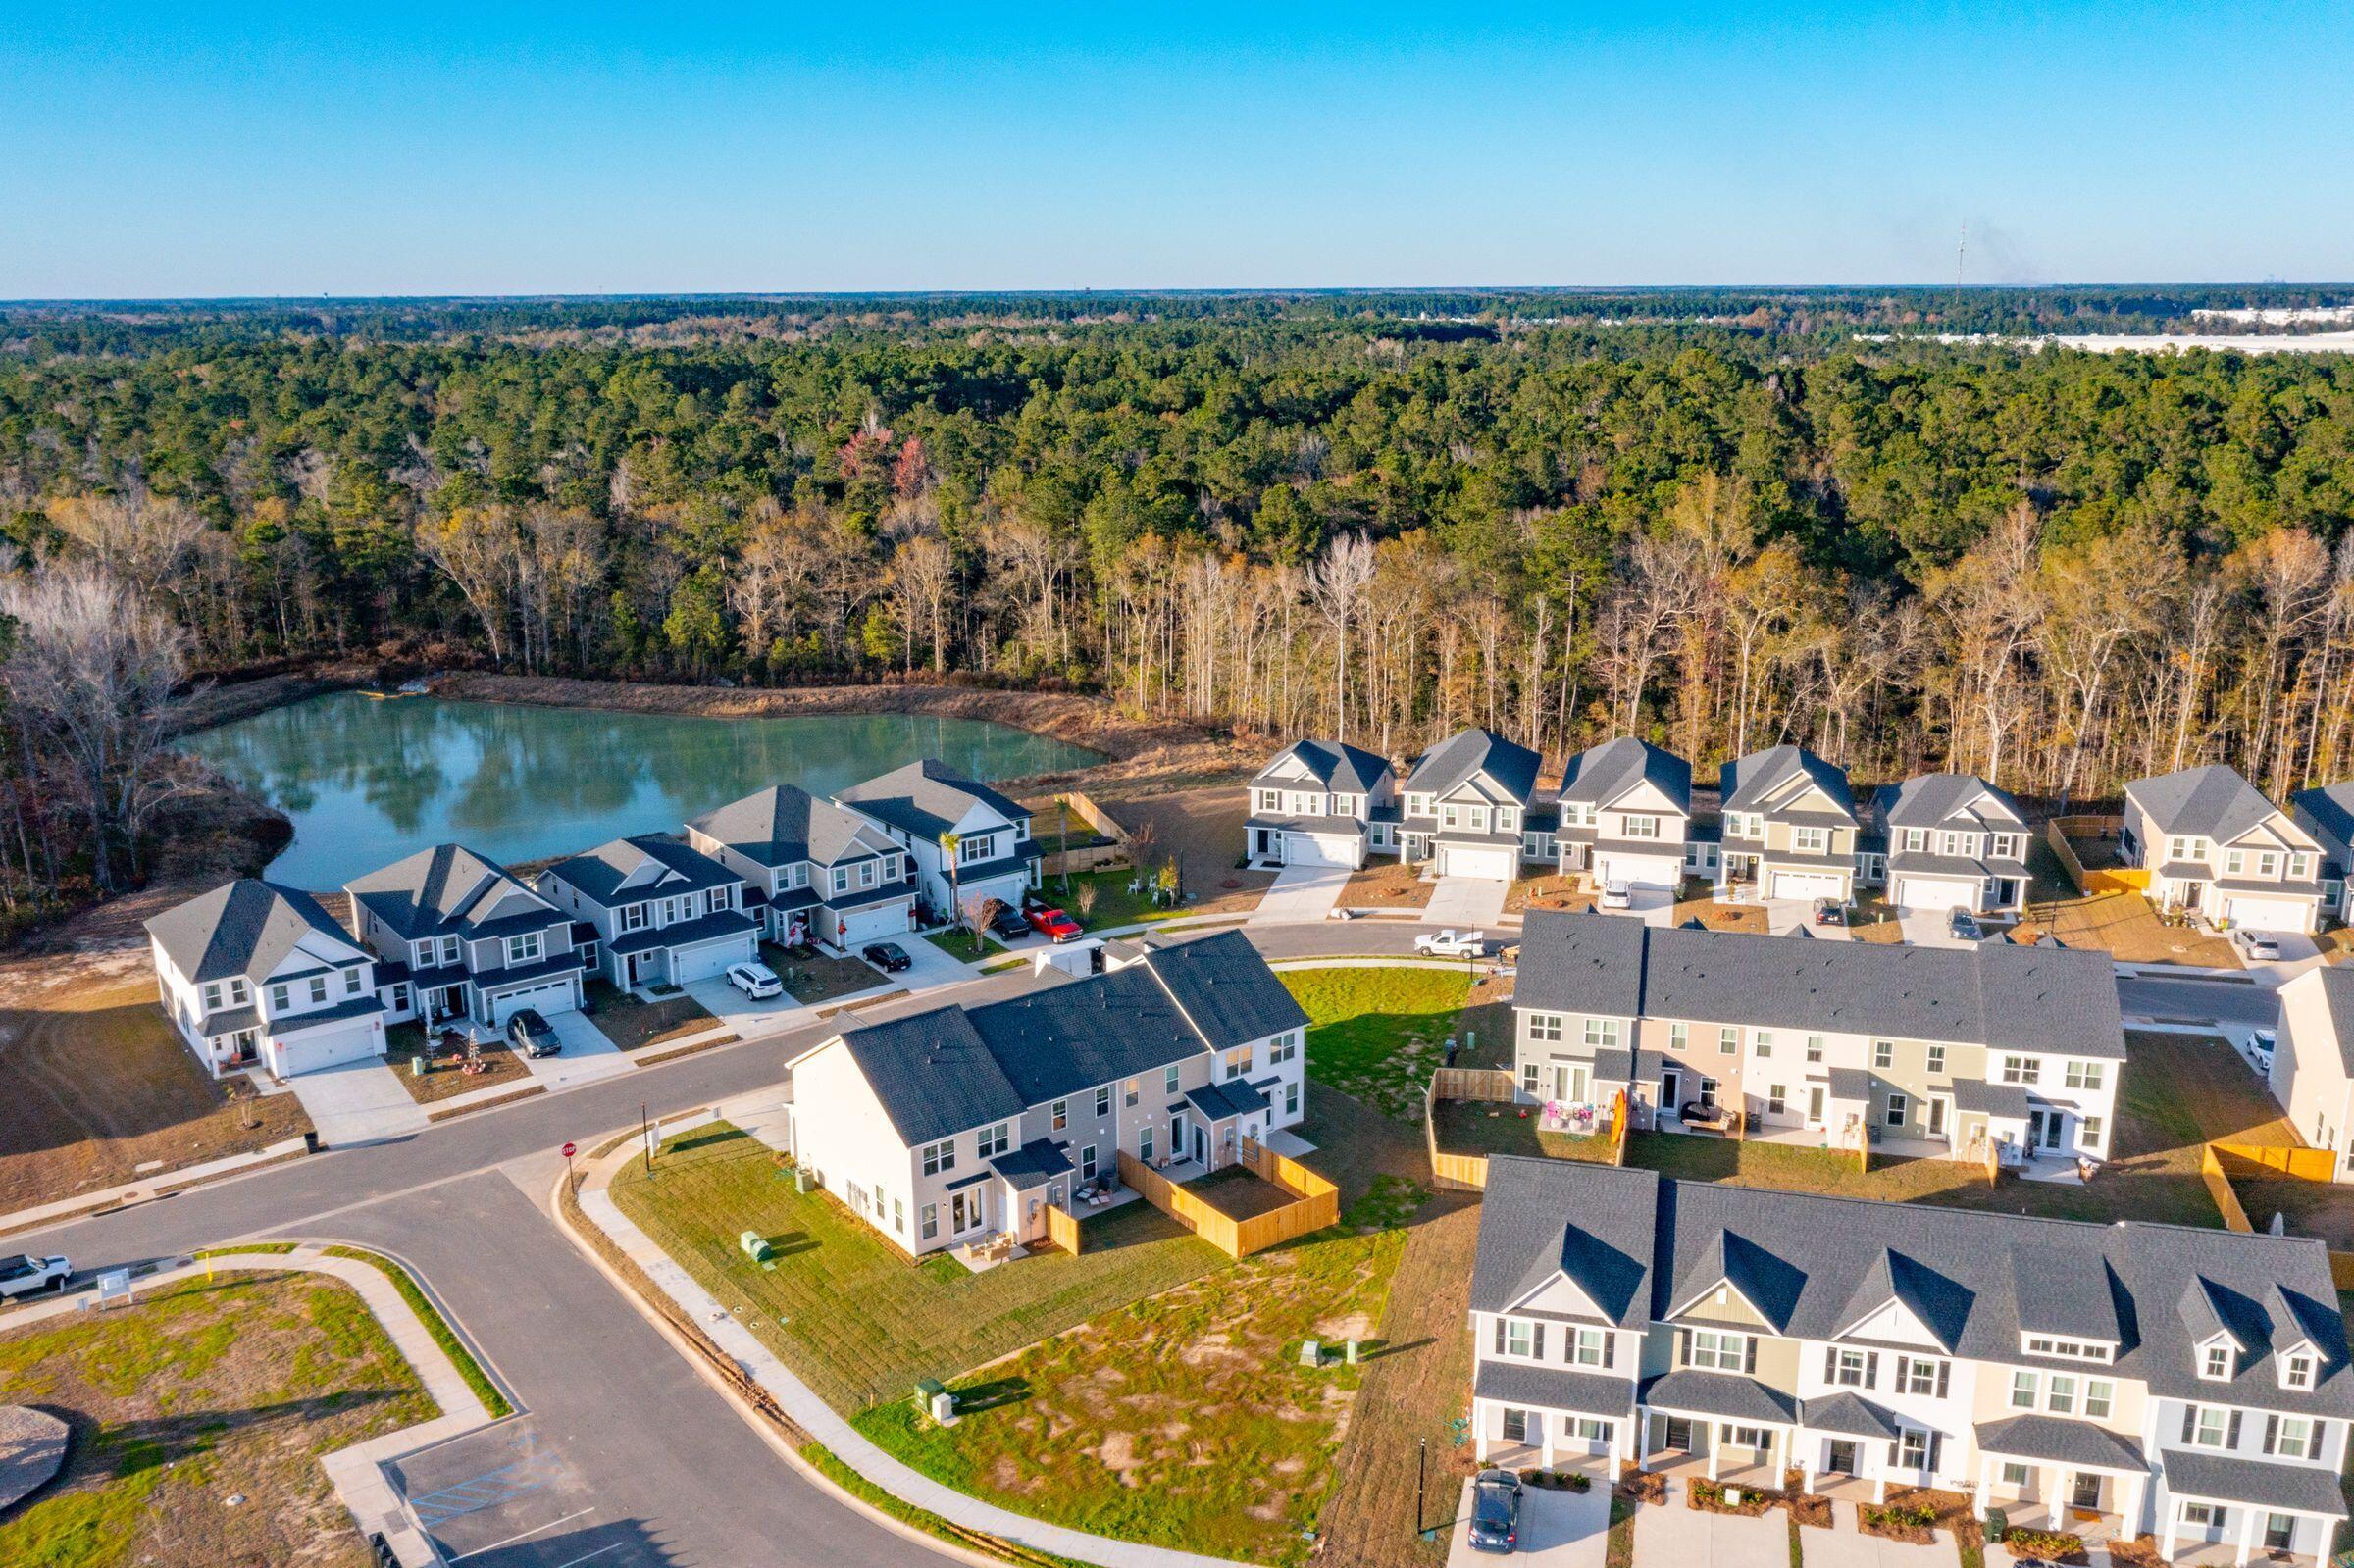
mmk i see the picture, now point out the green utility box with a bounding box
[739,1230,775,1263]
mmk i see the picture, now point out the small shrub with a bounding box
[2003,1528,2085,1560]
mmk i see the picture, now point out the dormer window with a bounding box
[2283,1352,2316,1391]
[2021,1335,2113,1364]
[2199,1341,2233,1381]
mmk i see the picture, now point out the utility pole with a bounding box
[1957,221,1968,289]
[1415,1438,1426,1537]
[641,1102,652,1176]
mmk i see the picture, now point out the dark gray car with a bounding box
[504,1008,559,1058]
[1466,1467,1522,1554]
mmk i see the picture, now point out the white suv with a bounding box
[0,1253,71,1301]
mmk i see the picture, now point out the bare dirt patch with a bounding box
[1343,860,1432,909]
[1099,786,1271,915]
[2014,890,2242,967]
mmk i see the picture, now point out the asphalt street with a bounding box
[4,918,2287,1567]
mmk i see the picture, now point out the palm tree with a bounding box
[940,831,964,952]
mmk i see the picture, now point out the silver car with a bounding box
[2233,927,2283,962]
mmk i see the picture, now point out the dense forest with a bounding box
[3,289,2354,913]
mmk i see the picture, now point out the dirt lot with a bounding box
[1343,859,1433,909]
[0,975,312,1214]
[1097,784,1270,916]
[585,983,729,1050]
[2014,891,2242,967]
[383,1023,531,1106]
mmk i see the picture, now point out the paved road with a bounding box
[7,917,2296,1566]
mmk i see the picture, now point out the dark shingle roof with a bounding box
[146,879,360,985]
[1512,915,2127,1059]
[2290,782,2354,860]
[689,784,896,869]
[1255,739,1393,793]
[1472,1361,1636,1419]
[1974,1415,2147,1472]
[1477,1156,2354,1417]
[1469,1159,1657,1325]
[607,908,757,956]
[1802,1392,1904,1442]
[1143,930,1310,1051]
[1557,738,1691,814]
[836,758,1028,841]
[990,1138,1074,1189]
[1873,773,2024,832]
[835,1004,1029,1148]
[345,843,561,943]
[2128,765,2285,843]
[2160,1450,2349,1516]
[1719,744,1855,821]
[1186,1080,1270,1121]
[1639,1369,1798,1425]
[542,835,739,907]
[1402,728,1540,804]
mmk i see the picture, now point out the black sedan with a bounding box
[861,941,914,973]
[504,1008,560,1058]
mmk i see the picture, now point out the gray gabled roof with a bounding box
[145,879,358,985]
[345,843,560,943]
[1719,744,1855,821]
[1640,1368,1798,1425]
[1469,1159,1657,1326]
[689,784,896,870]
[2290,782,2354,863]
[1512,912,2127,1058]
[2009,1243,2124,1342]
[1557,738,1691,814]
[1255,738,1393,793]
[1873,773,2024,832]
[1803,1392,1904,1442]
[1475,1157,2354,1418]
[1141,929,1310,1052]
[836,759,1028,842]
[541,835,739,908]
[1402,728,1541,805]
[2127,765,2286,843]
[835,1004,1029,1148]
[1472,1361,1635,1419]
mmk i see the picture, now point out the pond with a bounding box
[180,691,1103,890]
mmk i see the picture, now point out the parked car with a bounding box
[726,961,783,1000]
[1599,880,1633,911]
[0,1252,71,1300]
[1466,1468,1523,1554]
[1812,898,1847,927]
[2251,1028,2278,1070]
[1414,929,1486,957]
[2233,926,2283,961]
[862,941,913,973]
[505,1007,560,1058]
[1948,907,1984,941]
[989,905,1032,941]
[1026,906,1083,942]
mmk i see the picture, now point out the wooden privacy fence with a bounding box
[1041,790,1133,875]
[1115,1143,1339,1260]
[2200,1144,2256,1235]
[2201,1140,2354,1288]
[2046,816,2148,897]
[1424,1068,1515,1192]
[2212,1141,2337,1182]
[1044,1202,1083,1256]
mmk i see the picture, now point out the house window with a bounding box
[1623,815,1659,840]
[2201,1343,2232,1380]
[2010,1371,2039,1408]
[1503,1319,1537,1358]
[2181,1503,2222,1529]
[1903,828,1926,852]
[1050,1099,1067,1132]
[2284,1354,2315,1390]
[343,967,363,995]
[1284,1081,1300,1116]
[1164,1065,1181,1094]
[2065,1062,2103,1091]
[979,1122,1011,1159]
[1668,1023,1688,1052]
[1767,1085,1787,1115]
[921,1138,956,1176]
[1725,1425,1772,1451]
[1940,830,1967,857]
[1254,788,1280,812]
[1079,1144,1097,1180]
[1441,804,1460,830]
[856,862,876,890]
[2081,1116,2104,1147]
[2046,1375,2076,1414]
[619,903,648,933]
[1528,1013,1563,1043]
[1224,1045,1254,1078]
[1124,1079,1140,1108]
[1501,1407,1532,1443]
[1719,1026,1739,1055]
[388,985,409,1013]
[1926,1044,1946,1074]
[1886,1094,1909,1127]
[2000,1055,2037,1085]
[1829,1348,1872,1388]
[309,976,329,1004]
[1794,827,1827,853]
[893,1197,905,1234]
[2289,852,2313,879]
[709,887,731,912]
[1268,1031,1299,1065]
[507,933,542,964]
[1687,1330,1747,1371]
[1807,1036,1826,1063]
[1139,1127,1154,1162]
[1583,1018,1618,1049]
[1756,1031,1773,1058]
[832,867,849,895]
[1898,1357,1943,1396]
[958,835,992,864]
[2168,836,2201,862]
[1898,1429,1933,1470]
[1571,1417,1614,1443]
[920,1204,939,1240]
[950,1189,985,1233]
[2084,1380,2114,1419]
[1570,1328,1610,1367]
[785,863,808,889]
[2001,1463,2031,1487]
[2274,1417,2315,1459]
[203,981,225,1010]
[271,983,291,1011]
[2258,852,2278,878]
[1096,1086,1112,1117]
[1871,1039,1892,1069]
[2189,1405,2231,1447]
[2226,849,2246,876]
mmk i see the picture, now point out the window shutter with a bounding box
[1494,1318,1506,1356]
[1865,1352,1880,1388]
[1826,1346,1839,1381]
[2226,1410,2243,1448]
[1935,1361,1950,1399]
[1744,1337,1758,1375]
[2181,1406,2197,1443]
[1925,1431,1943,1474]
[2263,1415,2278,1456]
[1602,1332,1615,1370]
[1533,1325,1547,1362]
[1675,1328,1689,1367]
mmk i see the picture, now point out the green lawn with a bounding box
[851,1218,1407,1567]
[609,1124,1232,1412]
[1429,1098,1616,1164]
[1040,867,1187,932]
[0,1271,436,1567]
[1280,967,1472,1118]
[925,928,990,962]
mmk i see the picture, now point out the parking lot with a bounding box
[394,1418,667,1568]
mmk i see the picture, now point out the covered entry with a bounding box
[990,1139,1075,1247]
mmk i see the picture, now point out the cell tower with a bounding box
[1957,222,1968,288]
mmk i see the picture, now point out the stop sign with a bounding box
[561,1141,577,1159]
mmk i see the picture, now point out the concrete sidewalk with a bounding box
[0,1136,310,1237]
[571,1138,1257,1568]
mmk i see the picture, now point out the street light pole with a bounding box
[1416,1437,1426,1537]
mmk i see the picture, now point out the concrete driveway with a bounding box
[1448,1477,1609,1567]
[1766,897,1850,938]
[1251,863,1352,926]
[1598,887,1680,929]
[515,1010,635,1091]
[1635,1479,1790,1567]
[1897,909,1976,948]
[1426,875,1508,928]
[287,1058,430,1147]
[1804,1501,1960,1568]
[685,973,808,1037]
[880,936,970,990]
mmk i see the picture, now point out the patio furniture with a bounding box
[1679,1101,1740,1135]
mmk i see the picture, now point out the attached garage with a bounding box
[486,976,580,1027]
[1769,870,1846,902]
[2223,892,2315,934]
[671,932,756,985]
[830,899,915,948]
[1594,852,1683,892]
[1894,877,1979,914]
[268,1018,384,1078]
[1284,832,1362,870]
[1436,844,1516,882]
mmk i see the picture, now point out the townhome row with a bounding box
[780,931,1309,1256]
[1509,909,2126,1163]
[145,757,1038,1080]
[1469,1158,2352,1565]
[1247,729,2036,915]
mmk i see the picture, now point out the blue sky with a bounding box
[3,3,2349,297]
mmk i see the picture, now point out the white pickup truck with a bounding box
[1413,929,1486,957]
[0,1252,71,1301]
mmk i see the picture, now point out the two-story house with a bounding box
[146,879,387,1080]
[835,759,1041,925]
[2122,766,2327,935]
[1396,728,1544,882]
[1244,739,1398,868]
[1470,1158,2354,1566]
[1868,773,2034,916]
[2286,782,2354,924]
[2264,966,2354,1181]
[686,784,918,951]
[1714,744,1865,904]
[782,931,1309,1257]
[537,835,758,988]
[343,843,586,1029]
[1510,910,2125,1163]
[1554,737,1692,894]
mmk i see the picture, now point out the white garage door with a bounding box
[488,978,578,1026]
[1595,853,1682,892]
[1769,871,1845,902]
[1285,832,1359,869]
[2225,894,2310,934]
[1895,878,1978,914]
[833,900,913,948]
[672,934,754,984]
[1438,845,1515,882]
[274,1019,383,1077]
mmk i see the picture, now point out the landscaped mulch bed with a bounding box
[384,1024,532,1105]
[1614,1469,1665,1506]
[1859,1500,1938,1542]
[1689,1477,1776,1516]
[2104,1535,2166,1568]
